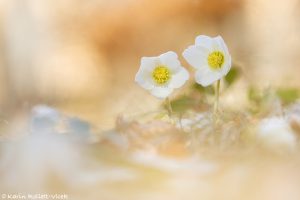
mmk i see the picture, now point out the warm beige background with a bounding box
[0,0,300,129]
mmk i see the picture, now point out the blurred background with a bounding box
[1,1,300,200]
[1,0,300,129]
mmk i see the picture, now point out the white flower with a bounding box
[257,117,296,150]
[182,35,231,87]
[135,51,189,99]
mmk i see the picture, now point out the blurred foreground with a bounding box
[1,99,300,200]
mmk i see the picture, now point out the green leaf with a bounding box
[276,88,299,105]
[225,66,240,86]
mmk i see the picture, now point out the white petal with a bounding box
[135,69,154,90]
[219,56,232,77]
[135,57,158,90]
[213,36,229,54]
[195,67,222,87]
[219,40,232,77]
[168,67,189,88]
[159,51,181,71]
[205,36,232,77]
[140,57,159,72]
[182,45,208,69]
[195,35,214,49]
[212,36,232,73]
[150,87,173,99]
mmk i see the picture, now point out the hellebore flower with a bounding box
[135,51,189,99]
[183,35,231,87]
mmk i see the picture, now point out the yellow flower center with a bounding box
[207,51,224,70]
[152,66,171,84]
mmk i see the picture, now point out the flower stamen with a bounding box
[152,66,171,84]
[208,51,224,70]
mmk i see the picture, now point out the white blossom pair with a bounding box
[135,35,231,99]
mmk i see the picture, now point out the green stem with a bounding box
[165,97,173,117]
[214,79,221,115]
